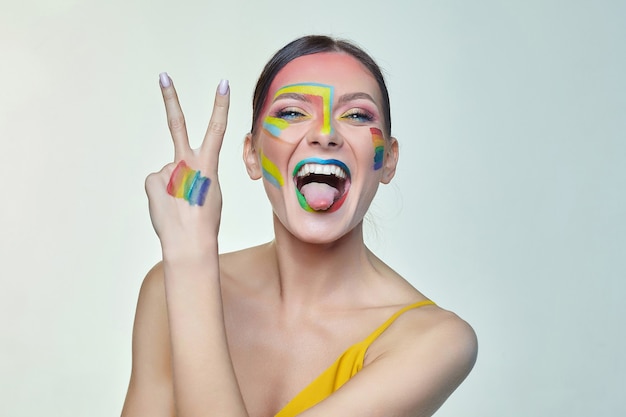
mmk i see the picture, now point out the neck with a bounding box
[268,214,377,311]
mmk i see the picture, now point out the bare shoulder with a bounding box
[131,262,167,338]
[219,243,274,288]
[369,256,477,369]
[401,304,477,355]
[219,243,269,269]
[370,256,477,368]
[371,302,478,394]
[139,261,165,298]
[132,262,168,327]
[300,303,477,417]
[121,262,174,417]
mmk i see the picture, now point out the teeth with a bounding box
[297,163,347,179]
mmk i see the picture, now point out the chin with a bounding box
[291,228,354,246]
[269,181,374,245]
[275,208,363,246]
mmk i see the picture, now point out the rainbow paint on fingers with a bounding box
[166,161,211,206]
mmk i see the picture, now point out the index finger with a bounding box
[160,72,191,161]
[200,79,230,169]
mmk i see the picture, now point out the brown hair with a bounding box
[251,35,392,138]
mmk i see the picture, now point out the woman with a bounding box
[122,35,477,417]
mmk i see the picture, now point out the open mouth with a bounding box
[293,158,351,213]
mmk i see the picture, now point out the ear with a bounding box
[243,133,262,180]
[380,137,399,184]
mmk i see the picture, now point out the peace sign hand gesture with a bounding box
[145,73,229,259]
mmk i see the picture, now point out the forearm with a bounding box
[162,244,248,417]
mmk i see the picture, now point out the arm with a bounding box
[161,252,247,416]
[142,75,248,417]
[121,263,175,417]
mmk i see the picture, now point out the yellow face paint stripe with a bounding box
[260,150,284,188]
[263,116,290,138]
[273,83,334,135]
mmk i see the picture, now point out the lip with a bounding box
[292,158,351,179]
[292,158,351,213]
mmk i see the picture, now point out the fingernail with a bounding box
[159,72,171,88]
[218,79,229,95]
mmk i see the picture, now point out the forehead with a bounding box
[268,52,381,102]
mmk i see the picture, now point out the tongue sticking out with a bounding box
[300,182,340,211]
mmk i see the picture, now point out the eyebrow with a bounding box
[272,92,312,103]
[274,91,376,103]
[337,92,377,105]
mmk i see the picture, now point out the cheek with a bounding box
[258,135,298,190]
[262,115,310,145]
[260,150,284,189]
[263,116,289,140]
[370,128,385,171]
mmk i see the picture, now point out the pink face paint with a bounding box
[166,160,211,206]
[370,128,385,171]
[259,83,336,193]
[270,83,335,136]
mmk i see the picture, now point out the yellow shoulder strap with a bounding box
[274,299,435,417]
[361,299,436,347]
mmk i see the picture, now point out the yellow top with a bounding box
[274,300,436,417]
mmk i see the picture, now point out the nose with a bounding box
[306,121,343,148]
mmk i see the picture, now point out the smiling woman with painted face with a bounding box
[121,35,477,417]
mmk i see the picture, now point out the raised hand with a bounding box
[145,73,230,258]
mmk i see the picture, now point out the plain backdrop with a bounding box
[1,0,624,416]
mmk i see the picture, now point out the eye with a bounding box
[340,109,374,123]
[274,108,309,121]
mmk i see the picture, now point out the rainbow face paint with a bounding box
[266,83,335,138]
[370,128,385,171]
[260,150,284,189]
[166,161,211,206]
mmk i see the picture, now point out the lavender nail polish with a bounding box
[218,79,229,95]
[159,72,171,88]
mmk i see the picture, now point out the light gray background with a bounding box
[1,0,624,416]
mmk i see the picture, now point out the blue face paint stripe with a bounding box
[262,169,282,189]
[263,122,283,138]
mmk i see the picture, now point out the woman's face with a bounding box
[245,52,398,244]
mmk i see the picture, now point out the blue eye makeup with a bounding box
[340,109,374,123]
[274,108,308,120]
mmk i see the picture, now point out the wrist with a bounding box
[161,248,220,289]
[161,239,219,265]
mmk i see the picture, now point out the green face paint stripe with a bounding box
[260,150,284,188]
[273,83,334,135]
[295,187,315,212]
